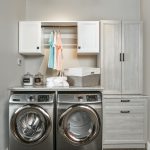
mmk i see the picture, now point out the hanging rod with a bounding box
[41,25,77,27]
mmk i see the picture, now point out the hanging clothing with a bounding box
[56,32,63,71]
[48,32,54,69]
[48,31,63,71]
[53,31,57,70]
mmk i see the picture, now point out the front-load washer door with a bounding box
[10,104,51,144]
[59,104,100,145]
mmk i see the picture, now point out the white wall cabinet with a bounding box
[77,21,99,54]
[101,20,143,94]
[103,95,147,148]
[19,21,43,55]
[19,21,99,55]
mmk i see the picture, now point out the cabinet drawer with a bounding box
[103,112,145,144]
[104,98,146,107]
[104,106,144,114]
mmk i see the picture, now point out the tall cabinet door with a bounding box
[122,21,143,94]
[101,20,122,94]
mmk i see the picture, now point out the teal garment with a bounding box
[48,32,54,69]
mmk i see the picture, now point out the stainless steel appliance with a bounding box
[56,91,102,150]
[9,91,55,150]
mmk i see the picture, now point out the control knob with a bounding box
[28,95,35,102]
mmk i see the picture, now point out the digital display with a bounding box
[86,95,98,102]
[38,95,49,102]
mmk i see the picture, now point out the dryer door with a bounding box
[59,104,100,145]
[10,104,51,144]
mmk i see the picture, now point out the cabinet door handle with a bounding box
[36,46,39,49]
[120,53,122,61]
[120,110,130,113]
[123,53,125,61]
[121,100,130,102]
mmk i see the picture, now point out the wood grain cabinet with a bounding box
[77,21,99,54]
[101,20,143,94]
[103,95,147,148]
[19,21,43,55]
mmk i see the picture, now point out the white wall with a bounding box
[25,0,141,75]
[141,0,150,142]
[26,0,140,21]
[0,0,26,149]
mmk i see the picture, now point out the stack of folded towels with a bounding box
[46,77,69,87]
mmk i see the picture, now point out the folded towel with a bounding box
[46,77,69,87]
[46,77,67,82]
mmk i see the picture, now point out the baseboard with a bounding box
[147,142,150,150]
[103,143,145,149]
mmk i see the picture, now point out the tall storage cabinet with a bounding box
[101,20,143,94]
[101,20,147,149]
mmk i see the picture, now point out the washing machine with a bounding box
[9,91,55,150]
[56,91,102,150]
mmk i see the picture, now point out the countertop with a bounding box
[103,94,149,98]
[9,86,104,92]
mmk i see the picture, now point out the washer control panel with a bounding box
[10,93,54,103]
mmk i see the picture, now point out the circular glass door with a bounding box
[11,104,51,144]
[59,104,100,145]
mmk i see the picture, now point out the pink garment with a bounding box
[56,33,63,71]
[53,31,57,70]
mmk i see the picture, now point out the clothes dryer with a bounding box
[56,91,102,150]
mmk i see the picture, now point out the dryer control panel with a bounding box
[58,91,102,103]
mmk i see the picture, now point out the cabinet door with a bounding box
[122,21,143,94]
[101,20,122,94]
[77,21,99,54]
[19,21,42,55]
